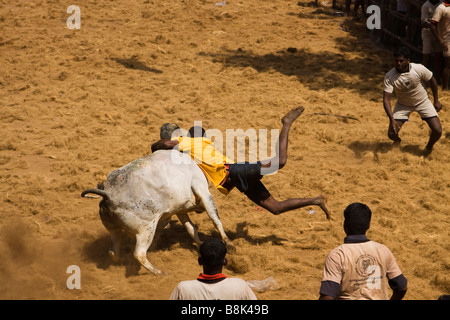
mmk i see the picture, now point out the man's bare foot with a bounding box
[314,194,332,220]
[423,146,433,157]
[282,106,305,125]
[392,140,401,147]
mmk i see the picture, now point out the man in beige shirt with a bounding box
[319,203,408,300]
[383,47,442,156]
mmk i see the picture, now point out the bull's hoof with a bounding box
[148,268,163,276]
[225,239,236,253]
[109,250,119,262]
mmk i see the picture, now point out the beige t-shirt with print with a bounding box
[321,241,403,300]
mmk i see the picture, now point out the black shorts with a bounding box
[228,162,270,204]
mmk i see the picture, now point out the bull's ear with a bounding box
[198,257,203,266]
[97,180,105,190]
[223,258,228,267]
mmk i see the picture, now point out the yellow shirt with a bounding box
[175,137,234,195]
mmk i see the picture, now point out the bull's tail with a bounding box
[81,189,110,201]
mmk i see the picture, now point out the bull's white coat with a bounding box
[82,150,233,275]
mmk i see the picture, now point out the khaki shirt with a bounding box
[321,240,403,300]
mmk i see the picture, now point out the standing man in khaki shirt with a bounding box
[319,203,408,300]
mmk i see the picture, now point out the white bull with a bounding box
[81,150,234,275]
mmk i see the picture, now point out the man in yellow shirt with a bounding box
[151,107,331,219]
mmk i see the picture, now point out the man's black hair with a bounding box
[343,202,372,235]
[394,46,411,59]
[188,126,206,138]
[199,238,227,267]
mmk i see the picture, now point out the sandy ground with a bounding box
[0,0,449,300]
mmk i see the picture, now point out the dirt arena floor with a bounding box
[1,0,449,300]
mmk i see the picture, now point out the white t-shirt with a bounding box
[432,2,450,41]
[169,278,258,300]
[383,63,433,107]
[422,1,442,40]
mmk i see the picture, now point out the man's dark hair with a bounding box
[188,126,206,138]
[343,203,372,235]
[394,46,411,59]
[199,238,227,267]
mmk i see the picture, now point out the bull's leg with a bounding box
[134,221,162,275]
[109,229,122,262]
[177,213,201,245]
[197,193,236,252]
[157,218,171,230]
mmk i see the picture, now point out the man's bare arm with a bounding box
[383,91,401,135]
[427,76,443,112]
[383,91,395,120]
[389,274,408,300]
[430,21,447,54]
[151,139,179,153]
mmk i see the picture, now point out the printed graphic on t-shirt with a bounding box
[352,254,382,289]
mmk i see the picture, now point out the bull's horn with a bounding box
[81,189,110,201]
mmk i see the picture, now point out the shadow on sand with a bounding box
[349,140,426,158]
[81,219,286,277]
[111,56,163,73]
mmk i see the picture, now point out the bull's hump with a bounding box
[106,151,195,189]
[109,156,152,178]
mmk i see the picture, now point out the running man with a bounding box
[151,107,331,219]
[383,47,443,156]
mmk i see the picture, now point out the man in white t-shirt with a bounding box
[319,203,408,300]
[169,238,257,300]
[421,0,442,80]
[431,0,450,90]
[383,47,443,156]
